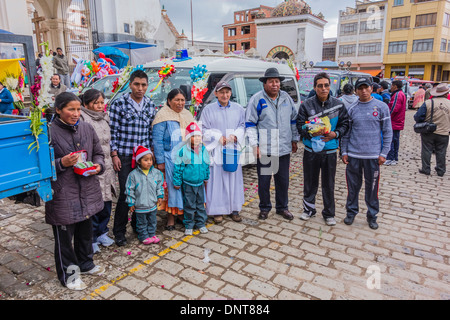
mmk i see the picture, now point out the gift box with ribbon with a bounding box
[72,150,97,177]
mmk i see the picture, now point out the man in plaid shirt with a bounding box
[110,70,156,246]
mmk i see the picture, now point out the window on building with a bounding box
[388,41,408,54]
[448,40,450,52]
[359,42,382,56]
[242,42,251,50]
[412,39,434,52]
[437,65,443,81]
[391,16,410,30]
[444,13,450,27]
[441,39,447,52]
[340,23,358,35]
[228,28,237,37]
[339,44,356,57]
[411,0,435,3]
[241,25,251,35]
[415,13,437,27]
[229,43,237,52]
[360,20,384,33]
[394,0,404,6]
[124,23,130,34]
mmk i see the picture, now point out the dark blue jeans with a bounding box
[92,201,112,243]
[136,209,157,242]
[387,130,401,161]
[345,157,380,221]
[182,184,207,230]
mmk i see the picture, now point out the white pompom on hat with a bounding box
[132,145,153,168]
[185,122,202,140]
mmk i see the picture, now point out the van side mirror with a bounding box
[180,85,192,101]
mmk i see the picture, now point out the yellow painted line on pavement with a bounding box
[83,167,303,299]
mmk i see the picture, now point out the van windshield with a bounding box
[298,73,340,98]
[110,68,193,108]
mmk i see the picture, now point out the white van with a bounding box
[106,56,300,165]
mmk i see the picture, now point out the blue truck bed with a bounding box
[0,114,56,202]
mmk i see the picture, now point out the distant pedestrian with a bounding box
[49,74,67,100]
[338,83,358,110]
[414,83,450,177]
[412,86,426,110]
[341,78,393,230]
[0,81,15,114]
[380,81,391,105]
[53,47,71,89]
[385,80,406,166]
[371,83,384,102]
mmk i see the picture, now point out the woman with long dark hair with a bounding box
[152,88,195,230]
[80,89,117,253]
[46,92,106,290]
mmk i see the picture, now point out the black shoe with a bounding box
[344,215,355,225]
[258,211,269,220]
[115,236,127,247]
[419,169,430,176]
[367,219,378,230]
[276,210,294,221]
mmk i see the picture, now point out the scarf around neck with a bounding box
[152,103,195,140]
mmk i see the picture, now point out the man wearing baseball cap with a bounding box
[341,77,393,230]
[200,80,246,224]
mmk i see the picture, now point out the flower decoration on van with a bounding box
[189,65,209,117]
[149,63,176,94]
[190,64,207,82]
[111,65,134,94]
[27,42,54,152]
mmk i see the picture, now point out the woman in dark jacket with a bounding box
[46,92,106,290]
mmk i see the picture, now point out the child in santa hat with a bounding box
[125,146,164,245]
[173,122,210,235]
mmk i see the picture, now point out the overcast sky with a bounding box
[160,0,358,42]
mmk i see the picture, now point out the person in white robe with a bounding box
[200,81,246,224]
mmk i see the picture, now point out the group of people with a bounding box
[43,66,449,291]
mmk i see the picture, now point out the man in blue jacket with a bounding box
[297,72,349,226]
[0,81,15,114]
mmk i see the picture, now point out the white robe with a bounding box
[200,101,246,216]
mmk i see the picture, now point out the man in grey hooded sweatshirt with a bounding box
[339,84,358,110]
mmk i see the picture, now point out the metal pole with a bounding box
[190,0,194,46]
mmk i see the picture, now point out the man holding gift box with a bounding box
[297,72,349,226]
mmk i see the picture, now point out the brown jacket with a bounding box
[424,97,450,136]
[80,107,117,202]
[45,117,105,226]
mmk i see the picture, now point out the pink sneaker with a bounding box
[151,236,160,244]
[142,238,153,245]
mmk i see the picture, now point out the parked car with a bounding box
[297,69,373,102]
[80,73,122,101]
[107,56,300,165]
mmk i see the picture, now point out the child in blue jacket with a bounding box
[173,122,210,236]
[125,146,164,245]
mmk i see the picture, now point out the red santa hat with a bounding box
[132,145,152,168]
[185,122,202,141]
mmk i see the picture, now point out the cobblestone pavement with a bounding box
[0,111,449,301]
